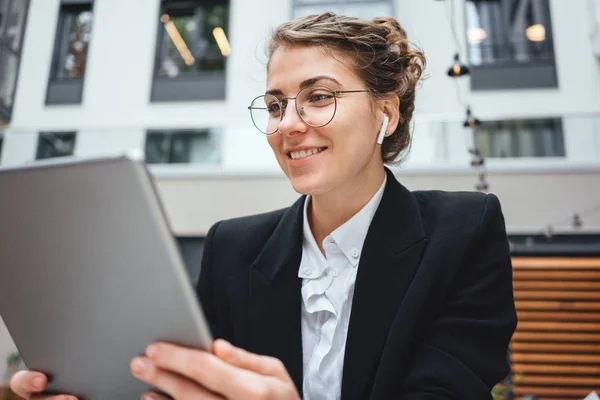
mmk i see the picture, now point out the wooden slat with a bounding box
[512,363,600,375]
[512,257,600,269]
[513,386,594,397]
[511,341,600,353]
[517,374,600,386]
[513,269,600,280]
[514,281,600,290]
[515,300,600,311]
[514,290,600,300]
[512,352,600,364]
[517,310,600,322]
[513,331,600,342]
[517,321,600,332]
[511,257,600,400]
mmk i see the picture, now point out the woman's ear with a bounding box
[381,94,401,138]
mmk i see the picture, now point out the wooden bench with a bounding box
[511,257,600,400]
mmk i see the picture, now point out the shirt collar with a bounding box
[301,173,387,269]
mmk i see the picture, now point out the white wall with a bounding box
[7,0,287,169]
[6,0,600,168]
[1,0,598,231]
[152,168,600,236]
[398,0,600,118]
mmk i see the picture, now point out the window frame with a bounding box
[0,0,30,120]
[292,0,394,19]
[150,0,229,102]
[35,131,77,160]
[473,117,566,159]
[45,0,94,105]
[464,0,558,91]
[144,128,222,165]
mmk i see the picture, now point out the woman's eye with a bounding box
[267,103,281,113]
[309,93,333,103]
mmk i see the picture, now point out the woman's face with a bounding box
[265,45,386,196]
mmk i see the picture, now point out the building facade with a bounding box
[1,0,600,237]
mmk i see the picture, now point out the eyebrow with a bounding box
[265,75,342,96]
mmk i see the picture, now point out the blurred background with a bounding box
[0,0,599,398]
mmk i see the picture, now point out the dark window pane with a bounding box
[157,0,229,78]
[145,129,221,165]
[293,1,392,19]
[176,237,205,285]
[52,5,92,80]
[36,132,77,160]
[0,0,6,36]
[0,47,17,111]
[465,0,554,66]
[474,118,565,158]
[5,0,28,51]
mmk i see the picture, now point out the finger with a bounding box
[131,357,224,400]
[139,392,170,400]
[144,343,237,396]
[213,339,292,381]
[10,370,47,398]
[31,396,78,400]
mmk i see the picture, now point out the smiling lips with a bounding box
[288,147,327,160]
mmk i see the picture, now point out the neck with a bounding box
[308,166,386,252]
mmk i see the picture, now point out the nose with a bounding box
[278,98,308,137]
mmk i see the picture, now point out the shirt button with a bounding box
[332,268,340,277]
[351,248,360,258]
[303,267,312,275]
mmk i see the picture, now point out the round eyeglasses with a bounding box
[248,85,370,135]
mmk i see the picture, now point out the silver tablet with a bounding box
[0,155,213,399]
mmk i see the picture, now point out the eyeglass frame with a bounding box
[247,85,371,135]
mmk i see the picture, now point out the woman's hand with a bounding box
[130,339,300,400]
[10,370,78,400]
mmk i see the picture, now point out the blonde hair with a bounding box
[268,12,426,164]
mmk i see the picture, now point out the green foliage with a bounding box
[6,351,21,366]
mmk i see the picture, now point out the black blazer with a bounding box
[196,168,517,399]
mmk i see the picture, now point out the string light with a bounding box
[463,107,481,128]
[540,204,600,237]
[526,24,546,42]
[447,53,471,77]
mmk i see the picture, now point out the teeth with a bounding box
[290,148,324,160]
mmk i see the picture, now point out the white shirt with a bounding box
[299,175,387,400]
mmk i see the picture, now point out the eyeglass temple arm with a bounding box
[333,89,371,94]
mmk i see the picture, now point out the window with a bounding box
[151,0,230,102]
[46,1,93,104]
[36,132,77,160]
[293,0,393,20]
[474,118,565,158]
[145,129,221,164]
[176,237,205,285]
[465,0,557,90]
[0,0,29,120]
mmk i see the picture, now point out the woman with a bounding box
[11,12,517,400]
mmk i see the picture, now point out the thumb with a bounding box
[213,339,292,381]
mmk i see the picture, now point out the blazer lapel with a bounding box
[341,169,427,400]
[248,197,305,396]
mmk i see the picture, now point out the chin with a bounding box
[287,173,331,196]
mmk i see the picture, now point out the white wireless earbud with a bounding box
[377,114,389,144]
